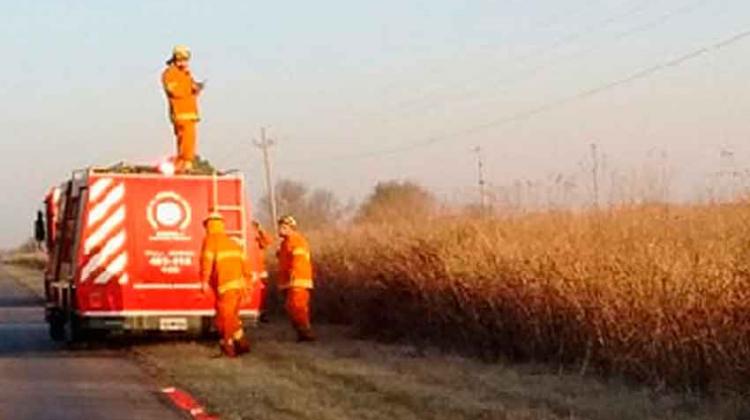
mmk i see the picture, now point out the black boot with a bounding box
[235,336,251,355]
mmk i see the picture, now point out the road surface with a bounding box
[0,266,184,420]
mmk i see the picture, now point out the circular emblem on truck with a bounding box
[147,191,192,234]
[156,201,184,227]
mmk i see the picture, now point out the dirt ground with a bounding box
[5,264,748,420]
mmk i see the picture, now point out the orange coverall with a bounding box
[161,64,200,167]
[277,230,314,340]
[200,220,252,354]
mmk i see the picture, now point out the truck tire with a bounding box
[68,315,88,343]
[49,311,66,342]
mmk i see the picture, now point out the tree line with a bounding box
[257,179,437,230]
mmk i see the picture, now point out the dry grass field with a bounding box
[312,203,750,392]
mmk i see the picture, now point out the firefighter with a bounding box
[161,45,204,172]
[34,210,45,252]
[252,220,274,323]
[200,212,253,357]
[276,215,316,342]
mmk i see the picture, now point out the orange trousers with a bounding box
[215,289,243,343]
[285,287,312,333]
[173,120,197,165]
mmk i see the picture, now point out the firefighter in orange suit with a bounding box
[200,212,253,357]
[162,45,203,172]
[276,215,316,342]
[253,220,274,322]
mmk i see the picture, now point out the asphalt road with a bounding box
[0,267,184,420]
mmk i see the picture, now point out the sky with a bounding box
[1,0,749,246]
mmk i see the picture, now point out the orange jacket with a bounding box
[161,64,199,122]
[276,231,313,290]
[255,228,274,279]
[200,221,252,295]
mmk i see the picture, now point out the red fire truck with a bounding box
[43,163,265,341]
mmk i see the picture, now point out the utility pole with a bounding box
[473,146,487,213]
[590,143,600,209]
[254,127,278,233]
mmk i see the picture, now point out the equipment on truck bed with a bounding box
[43,163,265,341]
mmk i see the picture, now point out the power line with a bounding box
[373,0,657,113]
[374,2,602,95]
[216,1,699,167]
[283,27,750,165]
[387,0,708,118]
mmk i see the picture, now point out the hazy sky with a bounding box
[1,1,749,246]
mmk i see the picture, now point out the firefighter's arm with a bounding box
[258,229,273,249]
[162,72,192,99]
[199,242,214,293]
[290,245,310,281]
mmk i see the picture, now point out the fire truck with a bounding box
[43,163,265,341]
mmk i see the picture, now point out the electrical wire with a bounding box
[384,0,709,117]
[282,27,750,165]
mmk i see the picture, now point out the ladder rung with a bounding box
[216,205,243,211]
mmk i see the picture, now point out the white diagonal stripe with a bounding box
[88,183,124,227]
[118,274,129,285]
[85,206,125,254]
[89,178,114,203]
[81,231,126,282]
[93,252,128,285]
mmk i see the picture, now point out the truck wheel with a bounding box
[49,311,66,342]
[68,315,88,343]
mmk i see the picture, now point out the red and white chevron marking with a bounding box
[80,177,129,285]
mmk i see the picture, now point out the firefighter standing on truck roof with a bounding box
[200,212,252,357]
[162,45,203,172]
[276,215,316,342]
[253,220,274,323]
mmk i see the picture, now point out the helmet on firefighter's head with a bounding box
[203,211,224,227]
[172,45,191,60]
[277,215,297,228]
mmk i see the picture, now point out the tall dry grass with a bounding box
[2,251,47,270]
[310,203,750,391]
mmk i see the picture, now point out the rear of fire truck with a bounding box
[45,163,264,341]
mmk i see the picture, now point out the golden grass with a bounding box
[1,251,47,271]
[310,203,750,391]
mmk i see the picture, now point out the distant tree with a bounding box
[356,180,436,224]
[275,179,308,218]
[258,179,343,230]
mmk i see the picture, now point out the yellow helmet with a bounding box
[172,45,191,60]
[203,211,223,226]
[278,215,297,228]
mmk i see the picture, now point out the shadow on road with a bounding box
[0,294,43,307]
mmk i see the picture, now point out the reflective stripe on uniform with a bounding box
[292,248,310,259]
[279,278,313,290]
[216,250,244,261]
[260,271,269,279]
[218,278,245,294]
[173,112,199,121]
